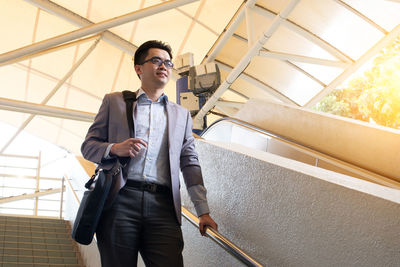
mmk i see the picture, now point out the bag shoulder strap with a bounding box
[122,90,137,137]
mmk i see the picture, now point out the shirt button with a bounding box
[146,157,150,161]
[143,175,147,178]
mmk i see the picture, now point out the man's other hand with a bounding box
[199,213,218,236]
[110,138,147,158]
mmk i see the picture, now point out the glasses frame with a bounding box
[141,56,174,69]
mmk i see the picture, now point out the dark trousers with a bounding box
[96,186,184,267]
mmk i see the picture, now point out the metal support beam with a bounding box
[27,0,218,58]
[34,152,41,216]
[253,4,354,63]
[194,0,301,128]
[203,0,257,63]
[258,50,349,68]
[24,0,138,56]
[305,23,400,108]
[0,38,100,153]
[0,35,99,67]
[217,100,245,110]
[0,97,95,122]
[2,0,199,65]
[216,60,299,106]
[0,188,63,204]
[232,33,327,87]
[245,5,256,47]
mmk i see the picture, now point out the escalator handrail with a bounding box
[182,206,263,267]
[199,117,400,189]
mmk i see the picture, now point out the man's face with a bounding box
[135,48,171,88]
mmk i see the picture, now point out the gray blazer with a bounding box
[81,91,204,224]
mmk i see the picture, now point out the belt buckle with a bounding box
[144,182,157,193]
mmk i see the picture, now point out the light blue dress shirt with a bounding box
[127,90,171,186]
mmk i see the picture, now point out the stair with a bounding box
[0,215,84,267]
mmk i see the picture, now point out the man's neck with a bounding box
[141,86,164,102]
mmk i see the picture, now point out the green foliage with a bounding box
[314,36,400,129]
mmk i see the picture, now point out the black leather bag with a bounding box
[71,161,121,245]
[71,90,136,245]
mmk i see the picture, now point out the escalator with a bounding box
[201,117,400,189]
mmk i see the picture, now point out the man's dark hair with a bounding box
[134,40,173,66]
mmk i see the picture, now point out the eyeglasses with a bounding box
[141,57,174,69]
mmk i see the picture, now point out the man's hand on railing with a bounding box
[199,213,218,236]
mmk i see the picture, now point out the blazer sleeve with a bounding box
[180,110,210,216]
[180,110,203,186]
[81,94,112,164]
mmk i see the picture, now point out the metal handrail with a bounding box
[200,117,400,189]
[182,206,263,267]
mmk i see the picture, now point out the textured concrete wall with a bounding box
[180,139,400,267]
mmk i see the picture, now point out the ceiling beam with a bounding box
[258,50,349,68]
[232,33,327,87]
[0,97,95,122]
[305,23,400,108]
[0,188,63,204]
[253,4,354,63]
[194,0,301,128]
[24,0,138,55]
[203,0,257,63]
[245,5,256,47]
[2,0,199,65]
[217,100,245,110]
[216,60,299,106]
[0,35,99,67]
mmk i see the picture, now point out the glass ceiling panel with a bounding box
[0,1,38,54]
[344,0,400,31]
[293,62,344,85]
[288,0,384,59]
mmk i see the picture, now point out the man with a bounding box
[81,40,218,267]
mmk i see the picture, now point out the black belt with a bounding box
[125,180,171,194]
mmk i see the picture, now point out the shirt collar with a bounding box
[137,88,168,103]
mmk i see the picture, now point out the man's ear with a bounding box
[134,65,142,78]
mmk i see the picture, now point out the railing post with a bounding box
[60,176,65,219]
[34,151,41,216]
